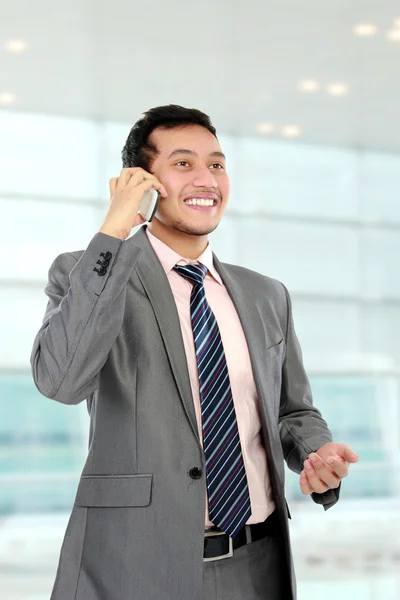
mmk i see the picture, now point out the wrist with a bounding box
[99,226,127,241]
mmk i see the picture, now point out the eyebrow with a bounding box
[167,149,226,160]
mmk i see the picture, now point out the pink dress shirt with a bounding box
[146,229,276,528]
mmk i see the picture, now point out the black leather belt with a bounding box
[203,510,279,562]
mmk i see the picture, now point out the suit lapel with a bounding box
[212,254,268,375]
[128,227,201,447]
[212,254,278,437]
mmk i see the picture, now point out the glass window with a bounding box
[285,375,397,500]
[0,373,87,514]
[0,112,100,199]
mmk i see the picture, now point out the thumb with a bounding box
[338,444,359,463]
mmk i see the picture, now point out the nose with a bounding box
[191,167,218,189]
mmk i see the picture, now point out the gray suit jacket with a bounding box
[30,224,339,600]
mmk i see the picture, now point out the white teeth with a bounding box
[184,198,214,206]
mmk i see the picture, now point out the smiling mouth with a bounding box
[183,198,217,208]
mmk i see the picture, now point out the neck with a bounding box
[147,219,208,259]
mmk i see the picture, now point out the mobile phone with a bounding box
[138,188,160,222]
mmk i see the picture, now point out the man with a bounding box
[31,105,358,600]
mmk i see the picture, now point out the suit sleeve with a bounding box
[278,282,340,510]
[30,232,133,405]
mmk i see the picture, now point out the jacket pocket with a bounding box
[75,474,153,507]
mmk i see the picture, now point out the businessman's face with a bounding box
[149,125,230,237]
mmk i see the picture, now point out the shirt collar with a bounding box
[146,227,223,285]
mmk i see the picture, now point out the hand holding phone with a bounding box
[100,168,166,240]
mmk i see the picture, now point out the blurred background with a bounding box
[1,0,400,598]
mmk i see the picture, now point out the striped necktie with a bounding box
[173,263,252,539]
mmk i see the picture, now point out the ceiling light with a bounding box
[281,125,301,138]
[387,28,400,41]
[326,83,349,96]
[257,123,275,134]
[0,92,16,105]
[353,23,378,37]
[4,39,27,53]
[298,79,320,92]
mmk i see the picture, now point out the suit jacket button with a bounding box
[189,467,202,479]
[96,258,110,268]
[93,266,107,276]
[101,251,112,261]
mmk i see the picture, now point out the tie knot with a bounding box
[173,263,207,286]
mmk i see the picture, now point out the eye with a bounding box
[176,161,190,167]
[210,163,225,169]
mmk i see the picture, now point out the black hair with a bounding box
[121,104,217,172]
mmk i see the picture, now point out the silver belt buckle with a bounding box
[203,530,234,562]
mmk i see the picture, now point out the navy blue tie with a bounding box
[173,263,252,538]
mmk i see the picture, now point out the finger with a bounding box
[326,456,349,479]
[300,469,312,495]
[308,454,341,489]
[303,460,330,493]
[109,177,118,199]
[126,170,154,187]
[116,167,146,190]
[126,172,166,196]
[126,171,168,198]
[136,177,168,198]
[341,445,359,464]
[335,443,359,464]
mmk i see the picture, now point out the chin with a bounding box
[176,222,219,237]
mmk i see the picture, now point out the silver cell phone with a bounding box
[138,188,160,222]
